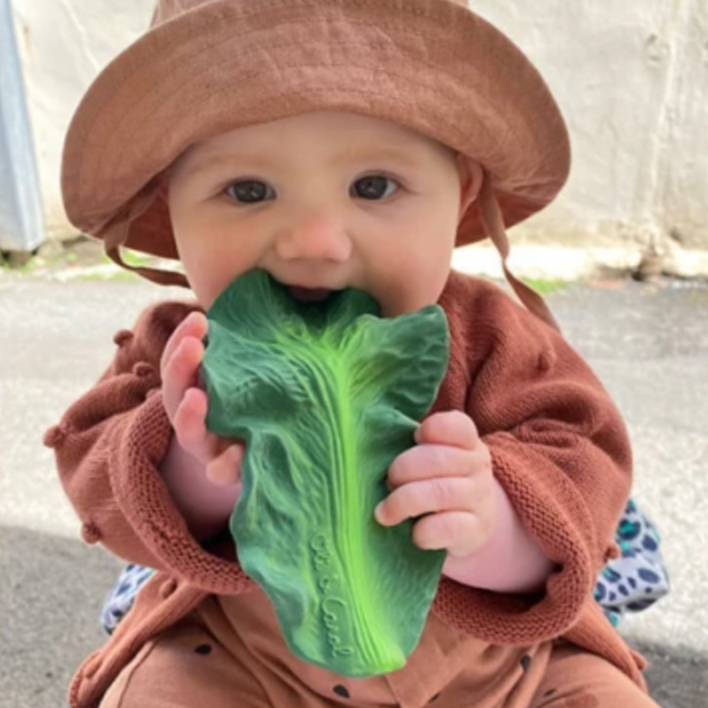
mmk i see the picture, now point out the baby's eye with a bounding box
[350,175,399,201]
[224,180,275,204]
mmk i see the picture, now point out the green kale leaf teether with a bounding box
[202,269,450,677]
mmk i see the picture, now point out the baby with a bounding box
[48,0,664,706]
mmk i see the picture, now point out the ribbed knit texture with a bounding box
[47,271,646,707]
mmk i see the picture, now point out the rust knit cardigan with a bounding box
[45,270,647,707]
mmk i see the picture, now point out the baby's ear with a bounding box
[456,155,483,220]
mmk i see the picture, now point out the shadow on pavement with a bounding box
[630,639,708,708]
[1,525,703,708]
[0,525,120,708]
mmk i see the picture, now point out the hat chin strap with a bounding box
[101,208,190,288]
[477,174,560,333]
[105,243,190,287]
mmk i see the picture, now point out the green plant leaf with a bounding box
[202,269,450,677]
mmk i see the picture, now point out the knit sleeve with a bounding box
[44,301,253,594]
[433,278,632,644]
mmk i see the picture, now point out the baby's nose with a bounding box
[275,216,352,262]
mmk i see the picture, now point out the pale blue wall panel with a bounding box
[0,0,45,252]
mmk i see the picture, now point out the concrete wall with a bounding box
[10,0,152,235]
[10,0,708,276]
[465,0,708,278]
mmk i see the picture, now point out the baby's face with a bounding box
[167,111,478,316]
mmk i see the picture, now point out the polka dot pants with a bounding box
[100,595,661,708]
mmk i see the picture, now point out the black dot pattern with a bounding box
[333,684,350,698]
[194,644,213,655]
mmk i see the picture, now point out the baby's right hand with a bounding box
[161,311,243,486]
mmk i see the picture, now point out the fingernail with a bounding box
[187,311,202,328]
[374,502,385,524]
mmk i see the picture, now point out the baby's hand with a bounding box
[161,311,243,486]
[375,411,496,558]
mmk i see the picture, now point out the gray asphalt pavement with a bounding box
[1,275,707,708]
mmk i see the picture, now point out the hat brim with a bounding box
[62,0,570,259]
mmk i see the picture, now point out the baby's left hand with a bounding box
[375,411,496,559]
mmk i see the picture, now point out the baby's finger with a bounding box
[206,443,244,487]
[375,477,474,527]
[162,337,205,420]
[172,387,212,461]
[412,511,484,556]
[161,311,208,375]
[388,445,484,489]
[415,410,480,449]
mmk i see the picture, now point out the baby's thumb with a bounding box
[206,442,244,487]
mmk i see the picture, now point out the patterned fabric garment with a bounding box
[594,499,670,627]
[100,498,669,635]
[100,564,155,634]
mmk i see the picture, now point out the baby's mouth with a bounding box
[287,286,334,303]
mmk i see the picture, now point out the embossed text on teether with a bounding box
[310,534,355,657]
